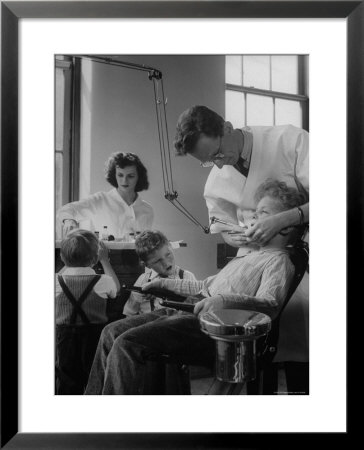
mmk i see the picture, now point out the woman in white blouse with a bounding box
[57,152,154,239]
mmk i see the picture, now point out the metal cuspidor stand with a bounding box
[199,309,271,383]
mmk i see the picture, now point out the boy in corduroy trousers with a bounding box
[55,229,120,394]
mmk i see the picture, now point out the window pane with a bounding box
[246,94,273,126]
[56,68,65,151]
[275,99,302,127]
[225,55,243,85]
[243,56,270,90]
[226,90,245,128]
[271,55,298,94]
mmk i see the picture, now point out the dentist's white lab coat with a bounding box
[204,124,309,362]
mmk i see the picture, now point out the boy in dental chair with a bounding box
[85,179,306,394]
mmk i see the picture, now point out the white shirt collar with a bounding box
[109,188,142,207]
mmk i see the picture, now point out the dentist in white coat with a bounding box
[174,105,309,393]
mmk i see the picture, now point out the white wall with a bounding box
[80,55,225,279]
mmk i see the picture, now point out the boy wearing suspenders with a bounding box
[123,231,195,316]
[85,230,196,394]
[55,229,120,394]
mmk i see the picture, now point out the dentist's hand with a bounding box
[244,215,282,246]
[221,224,250,248]
[225,230,250,247]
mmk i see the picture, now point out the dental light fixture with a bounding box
[74,55,210,233]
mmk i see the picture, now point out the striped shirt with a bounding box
[157,248,294,319]
[123,266,196,316]
[55,267,118,325]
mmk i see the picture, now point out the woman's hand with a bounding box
[141,279,162,292]
[244,214,283,246]
[193,295,224,316]
[63,219,78,236]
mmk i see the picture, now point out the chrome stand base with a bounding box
[215,339,256,383]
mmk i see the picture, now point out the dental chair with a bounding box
[249,239,309,394]
[206,238,309,395]
[142,238,309,395]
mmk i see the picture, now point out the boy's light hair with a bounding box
[254,179,307,244]
[135,230,170,263]
[60,229,99,267]
[254,179,306,211]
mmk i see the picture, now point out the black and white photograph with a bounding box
[2,0,359,445]
[54,54,309,396]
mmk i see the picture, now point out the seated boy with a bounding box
[85,180,306,395]
[123,230,196,316]
[85,230,196,394]
[55,229,120,394]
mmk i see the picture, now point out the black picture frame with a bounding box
[1,1,361,448]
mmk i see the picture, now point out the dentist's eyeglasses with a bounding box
[200,137,224,167]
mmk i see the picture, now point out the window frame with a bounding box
[225,55,309,131]
[55,56,81,207]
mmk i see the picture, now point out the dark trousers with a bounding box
[55,323,106,395]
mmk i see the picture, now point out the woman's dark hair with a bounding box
[104,152,149,192]
[174,105,225,155]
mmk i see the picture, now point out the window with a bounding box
[55,56,81,214]
[225,55,309,131]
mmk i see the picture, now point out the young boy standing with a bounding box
[55,229,120,394]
